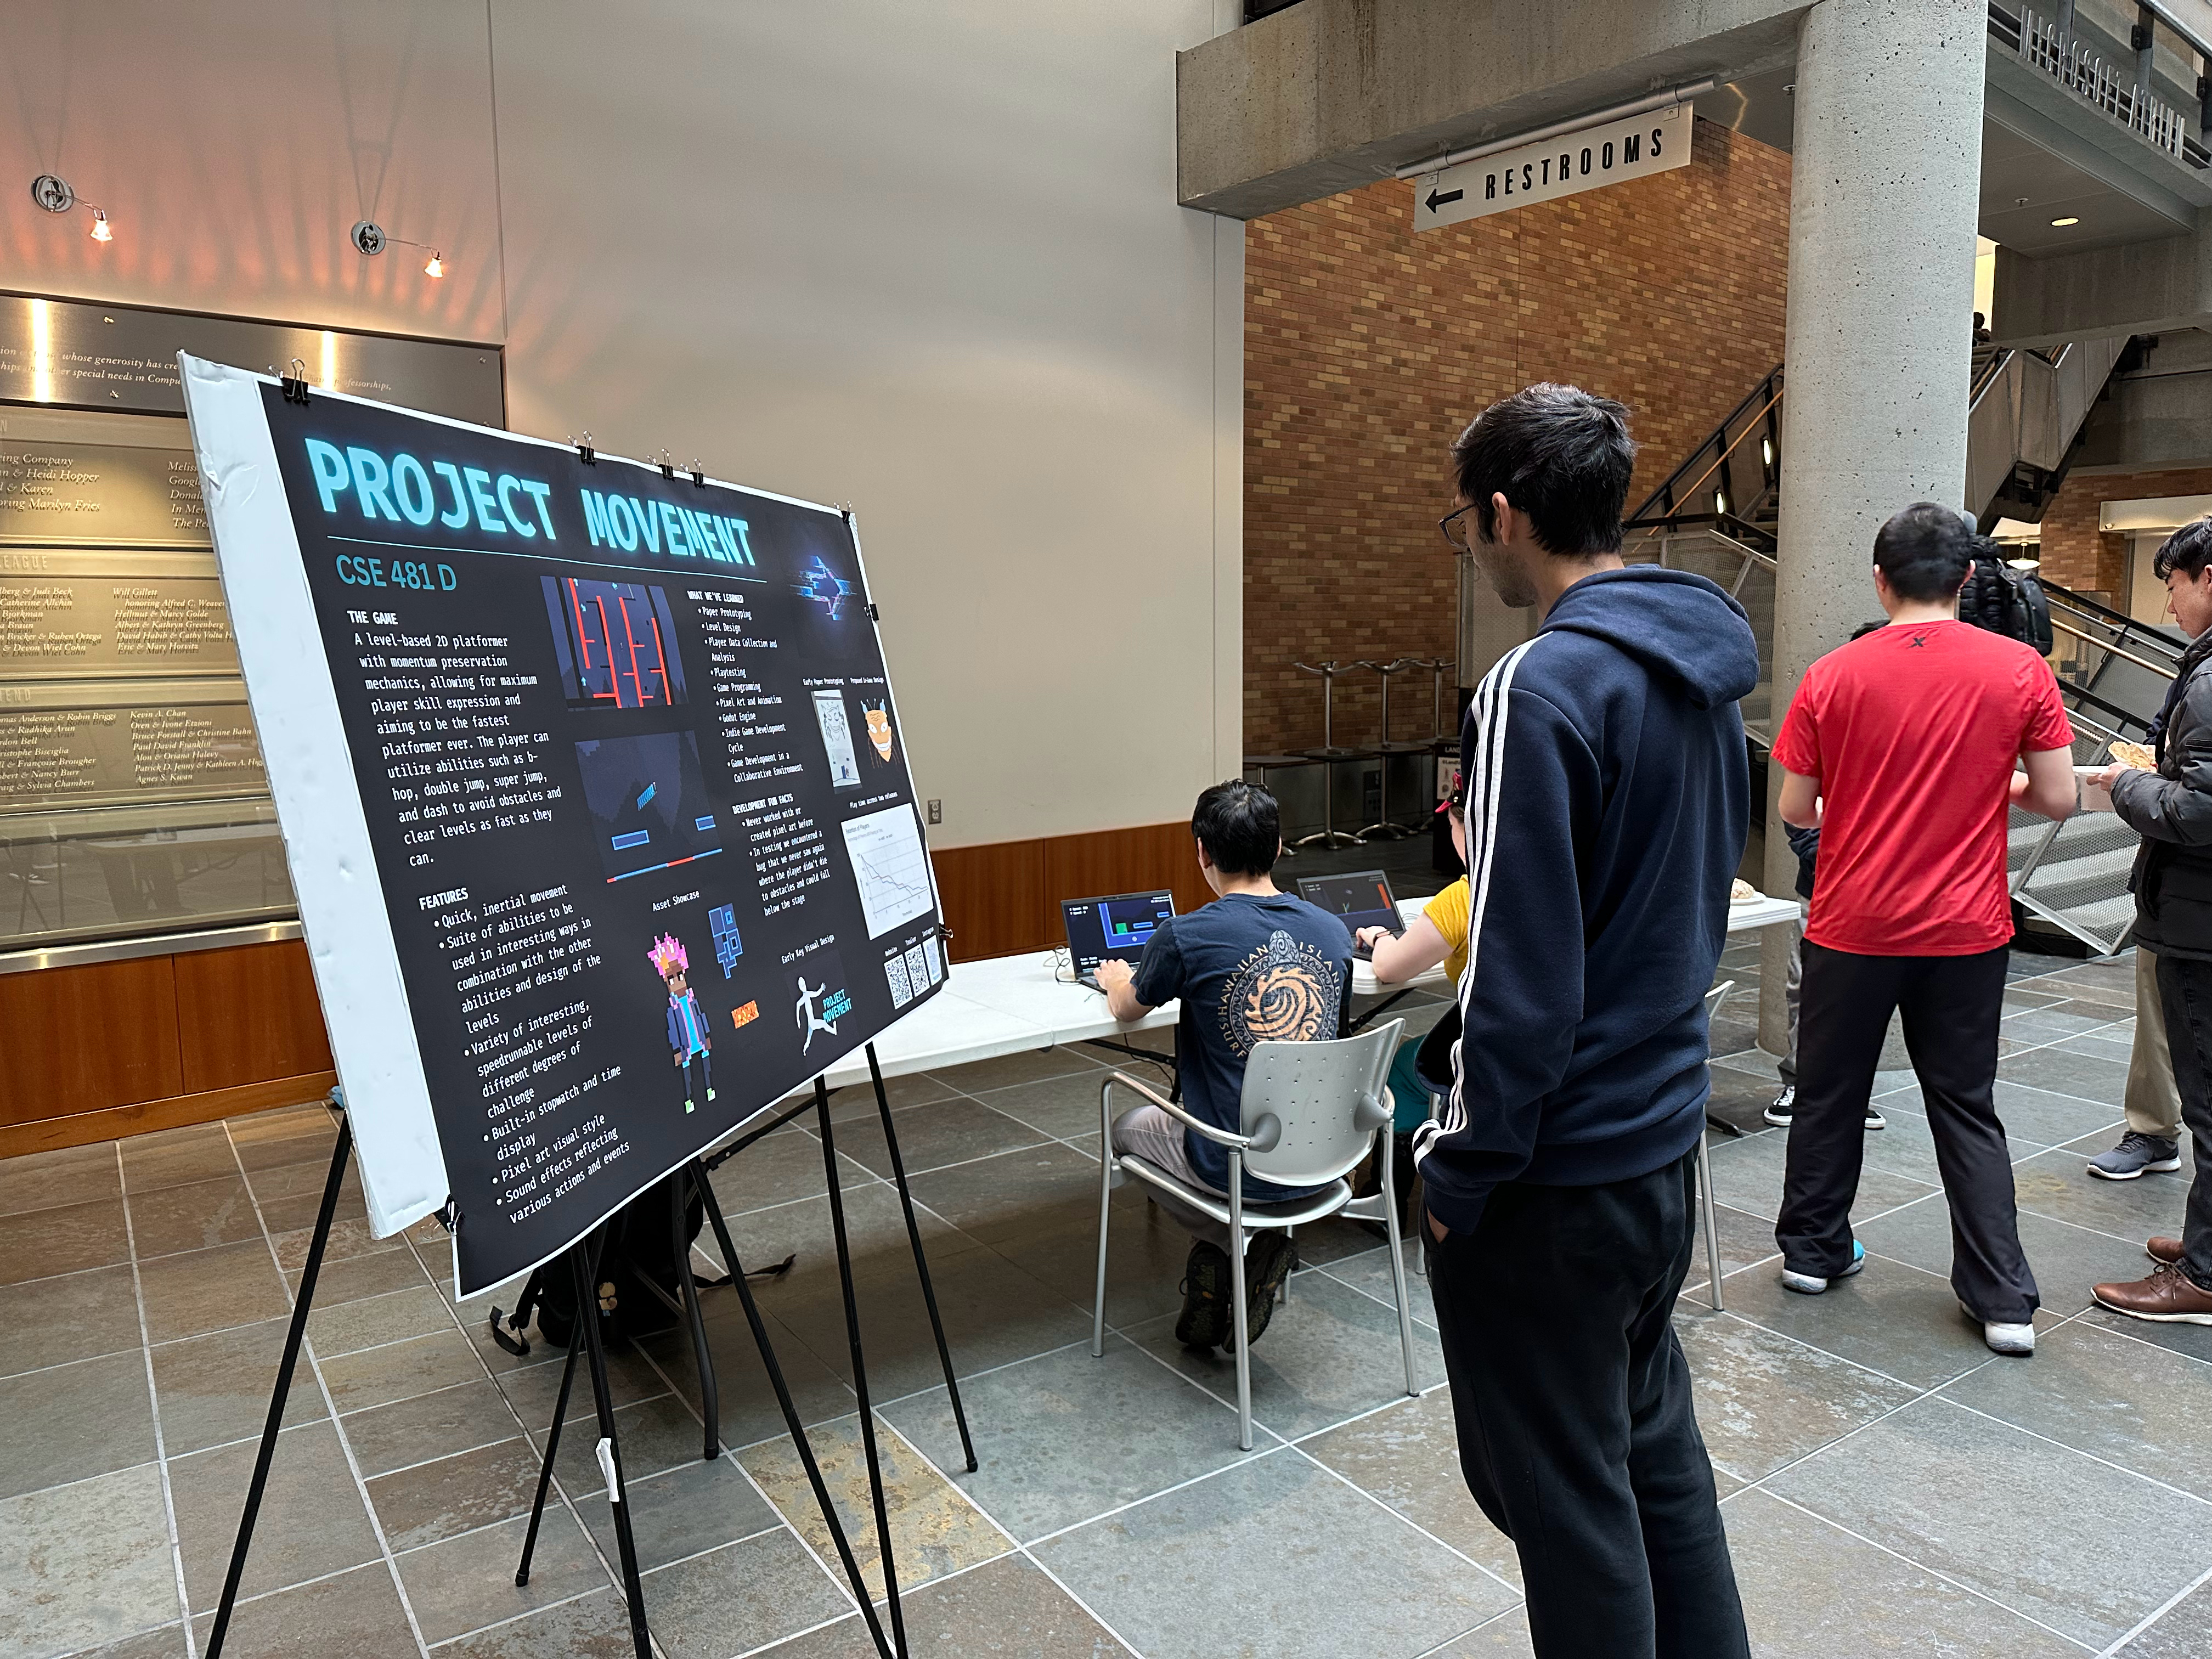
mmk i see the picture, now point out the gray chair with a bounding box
[1697,981,1733,1311]
[1093,1019,1415,1451]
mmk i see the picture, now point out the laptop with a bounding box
[1296,870,1404,960]
[1060,890,1176,992]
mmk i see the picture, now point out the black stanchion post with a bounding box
[206,1114,353,1659]
[687,1156,895,1659]
[863,1042,976,1471]
[574,1240,654,1659]
[814,1077,909,1659]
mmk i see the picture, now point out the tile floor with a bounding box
[4,947,2209,1658]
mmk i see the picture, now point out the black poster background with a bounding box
[253,385,943,1291]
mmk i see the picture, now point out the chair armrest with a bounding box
[1100,1070,1252,1148]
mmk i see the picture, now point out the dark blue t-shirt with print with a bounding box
[1131,890,1354,1199]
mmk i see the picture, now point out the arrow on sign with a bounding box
[1426,187,1464,212]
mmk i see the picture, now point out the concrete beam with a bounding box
[1991,218,2212,348]
[1177,0,1810,218]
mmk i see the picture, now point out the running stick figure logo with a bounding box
[794,975,839,1053]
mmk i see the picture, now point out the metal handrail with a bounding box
[1625,367,1782,526]
[1628,387,1785,541]
[2049,612,2177,680]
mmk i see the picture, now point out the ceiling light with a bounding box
[2051,216,2080,227]
[351,218,448,279]
[29,173,113,245]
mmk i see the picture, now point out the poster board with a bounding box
[178,356,944,1295]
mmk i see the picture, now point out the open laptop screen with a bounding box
[1062,890,1176,979]
[1295,870,1402,954]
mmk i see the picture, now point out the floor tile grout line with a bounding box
[1928,1391,2212,1512]
[419,1579,611,1651]
[2095,1552,2212,1656]
[2063,1304,2212,1371]
[220,1119,436,1659]
[1011,1441,1295,1555]
[1409,1605,1523,1659]
[399,1232,689,1652]
[1285,1439,1522,1600]
[1744,1486,2103,1653]
[0,1339,161,1386]
[1016,1544,1151,1659]
[583,1279,870,1626]
[114,1137,199,1658]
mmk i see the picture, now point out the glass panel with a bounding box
[0,797,294,951]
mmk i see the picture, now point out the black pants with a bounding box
[679,1049,712,1107]
[1775,940,2037,1323]
[1427,1152,1748,1659]
[2154,952,2212,1288]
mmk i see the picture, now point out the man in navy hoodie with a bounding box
[1417,383,1757,1658]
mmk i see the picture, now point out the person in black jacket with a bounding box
[2093,517,2212,1324]
[1421,384,1755,1658]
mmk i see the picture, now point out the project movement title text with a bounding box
[302,437,761,584]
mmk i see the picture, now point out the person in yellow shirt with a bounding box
[1362,778,1470,992]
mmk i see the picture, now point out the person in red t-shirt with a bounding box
[1769,502,2078,1357]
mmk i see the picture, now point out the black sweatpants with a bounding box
[2153,952,2212,1288]
[1427,1151,1749,1659]
[1775,940,2038,1323]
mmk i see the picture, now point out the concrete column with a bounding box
[1760,0,1985,1053]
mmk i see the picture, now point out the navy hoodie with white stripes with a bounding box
[1413,565,1760,1233]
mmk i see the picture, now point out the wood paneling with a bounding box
[936,819,1202,963]
[0,955,181,1127]
[0,1072,336,1159]
[1042,822,1209,919]
[931,839,1048,960]
[176,940,334,1093]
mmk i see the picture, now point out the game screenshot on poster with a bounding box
[250,390,943,1290]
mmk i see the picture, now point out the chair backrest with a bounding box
[1237,1018,1404,1189]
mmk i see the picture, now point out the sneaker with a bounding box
[1963,1304,2036,1356]
[1764,1086,1884,1131]
[1781,1239,1865,1295]
[1174,1240,1231,1350]
[2148,1235,2185,1266]
[2086,1132,2182,1181]
[2094,1261,2212,1325]
[1234,1232,1297,1348]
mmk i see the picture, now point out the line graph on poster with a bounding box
[842,803,934,938]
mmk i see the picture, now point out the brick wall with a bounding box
[1243,118,1792,755]
[2038,465,2212,603]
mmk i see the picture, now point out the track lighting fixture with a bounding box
[30,174,114,244]
[352,219,447,278]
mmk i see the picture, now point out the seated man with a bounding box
[1097,780,1353,1352]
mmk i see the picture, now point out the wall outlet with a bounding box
[926,799,942,825]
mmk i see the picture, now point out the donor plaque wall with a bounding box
[180,356,945,1293]
[0,298,504,955]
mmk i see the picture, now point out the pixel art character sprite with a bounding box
[651,933,714,1114]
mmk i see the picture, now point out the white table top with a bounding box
[815,887,1803,1089]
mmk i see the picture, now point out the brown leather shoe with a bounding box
[2148,1236,2186,1267]
[2095,1263,2212,1324]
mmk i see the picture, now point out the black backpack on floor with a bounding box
[489,1171,715,1354]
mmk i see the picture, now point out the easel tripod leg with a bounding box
[864,1042,976,1472]
[515,1235,593,1588]
[815,1079,909,1659]
[574,1241,655,1659]
[674,1176,720,1462]
[205,1116,353,1659]
[686,1155,896,1659]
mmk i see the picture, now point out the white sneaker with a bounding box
[1781,1239,1865,1295]
[1963,1302,2035,1356]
